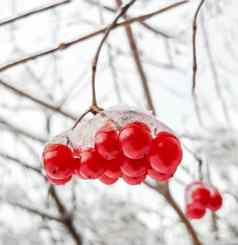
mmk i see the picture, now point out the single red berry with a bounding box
[104,156,123,179]
[47,174,72,185]
[119,121,152,159]
[147,168,172,182]
[99,174,118,185]
[186,203,206,219]
[43,144,74,180]
[80,148,105,179]
[121,157,148,178]
[149,131,182,174]
[122,173,146,185]
[95,125,121,160]
[207,187,223,212]
[191,185,211,209]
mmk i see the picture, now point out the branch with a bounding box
[86,0,170,38]
[0,0,71,27]
[115,0,155,114]
[0,79,76,120]
[0,151,42,175]
[145,183,202,245]
[49,186,83,245]
[0,116,46,143]
[0,1,188,73]
[1,198,63,223]
[192,0,206,93]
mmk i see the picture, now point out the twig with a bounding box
[91,0,137,108]
[192,0,206,93]
[115,0,155,114]
[0,117,46,143]
[0,79,76,120]
[86,0,170,38]
[0,0,71,27]
[0,1,188,73]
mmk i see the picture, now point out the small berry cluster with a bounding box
[42,121,183,186]
[185,181,223,219]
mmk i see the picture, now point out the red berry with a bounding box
[43,144,74,180]
[191,185,211,209]
[207,187,223,212]
[122,173,146,185]
[99,174,118,185]
[186,203,206,219]
[104,156,123,179]
[47,175,72,185]
[95,125,121,160]
[185,181,210,209]
[121,157,148,178]
[80,148,105,179]
[147,168,172,182]
[119,121,152,159]
[149,131,182,173]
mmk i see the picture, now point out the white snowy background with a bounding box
[0,0,238,244]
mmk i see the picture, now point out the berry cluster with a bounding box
[185,181,223,219]
[43,121,183,186]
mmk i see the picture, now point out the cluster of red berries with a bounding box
[42,121,183,186]
[185,181,223,219]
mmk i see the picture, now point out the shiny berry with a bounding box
[99,174,118,185]
[104,156,123,179]
[121,157,148,178]
[191,185,211,209]
[43,144,74,180]
[47,175,72,185]
[149,131,182,173]
[147,168,172,182]
[95,125,121,160]
[80,148,105,179]
[119,121,152,159]
[207,188,223,212]
[186,204,206,219]
[122,173,146,185]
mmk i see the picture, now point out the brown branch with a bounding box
[0,1,188,73]
[192,0,206,93]
[0,151,42,175]
[1,198,63,223]
[49,186,83,245]
[0,79,76,120]
[0,0,71,27]
[146,183,202,245]
[0,116,46,143]
[87,0,170,38]
[115,0,155,114]
[91,0,137,108]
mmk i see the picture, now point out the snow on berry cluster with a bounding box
[185,181,223,220]
[42,108,183,186]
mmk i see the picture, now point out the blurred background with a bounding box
[0,0,238,244]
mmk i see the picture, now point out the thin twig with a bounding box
[0,0,71,27]
[86,0,170,38]
[192,0,206,93]
[0,79,76,120]
[0,1,188,73]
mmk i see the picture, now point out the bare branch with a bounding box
[0,0,72,27]
[0,1,188,73]
[0,79,76,120]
